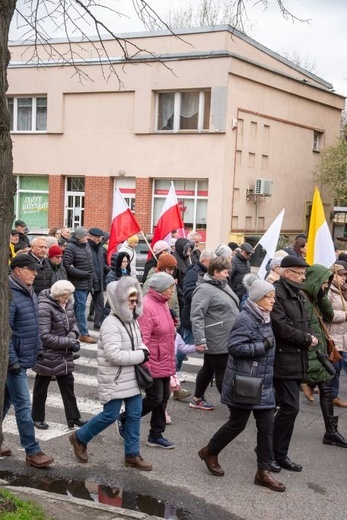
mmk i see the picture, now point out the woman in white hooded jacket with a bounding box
[69,276,152,471]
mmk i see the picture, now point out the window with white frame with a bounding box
[313,130,323,152]
[7,96,47,132]
[157,90,211,132]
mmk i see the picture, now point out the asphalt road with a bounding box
[1,332,347,520]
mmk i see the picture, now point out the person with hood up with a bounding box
[198,278,286,492]
[301,264,347,448]
[173,237,194,314]
[189,257,239,410]
[31,280,86,430]
[69,276,152,471]
[103,252,131,318]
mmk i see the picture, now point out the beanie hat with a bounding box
[249,279,275,302]
[153,240,170,255]
[149,272,175,293]
[273,249,288,259]
[127,235,139,245]
[48,245,63,258]
[74,226,88,240]
[157,253,177,271]
[214,243,232,258]
[51,280,75,299]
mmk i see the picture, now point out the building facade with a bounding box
[8,25,345,246]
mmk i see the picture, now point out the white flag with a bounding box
[257,209,285,279]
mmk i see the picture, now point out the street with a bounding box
[1,332,347,520]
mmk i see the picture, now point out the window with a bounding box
[313,131,323,152]
[7,96,47,132]
[14,176,49,229]
[157,90,211,132]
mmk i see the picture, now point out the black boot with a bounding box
[323,416,347,448]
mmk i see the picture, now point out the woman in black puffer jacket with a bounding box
[198,278,286,493]
[32,280,87,430]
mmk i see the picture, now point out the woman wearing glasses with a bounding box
[198,278,286,492]
[69,275,152,471]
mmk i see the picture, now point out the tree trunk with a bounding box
[0,0,17,448]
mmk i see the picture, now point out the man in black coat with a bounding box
[229,242,254,301]
[63,226,96,343]
[270,255,317,472]
[87,227,110,331]
[173,237,194,315]
[28,236,50,295]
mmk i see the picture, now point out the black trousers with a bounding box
[141,377,171,439]
[208,406,274,471]
[32,373,81,424]
[273,378,301,462]
[91,290,105,328]
[194,353,228,397]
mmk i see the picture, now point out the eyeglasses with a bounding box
[128,298,138,304]
[263,295,276,300]
[288,268,306,277]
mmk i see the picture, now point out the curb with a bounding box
[2,485,163,520]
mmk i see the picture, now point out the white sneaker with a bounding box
[177,371,185,383]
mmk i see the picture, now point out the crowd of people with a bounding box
[3,224,347,493]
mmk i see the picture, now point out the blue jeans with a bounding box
[76,394,142,457]
[3,368,41,456]
[332,352,347,399]
[74,289,89,335]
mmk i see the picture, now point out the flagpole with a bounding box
[140,230,157,261]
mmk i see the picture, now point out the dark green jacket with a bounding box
[301,264,334,384]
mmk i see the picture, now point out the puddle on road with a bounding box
[0,471,191,519]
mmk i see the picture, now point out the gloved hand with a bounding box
[140,349,150,363]
[263,337,273,351]
[71,340,80,353]
[8,363,21,375]
[36,352,44,361]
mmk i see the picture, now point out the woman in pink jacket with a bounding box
[138,272,176,449]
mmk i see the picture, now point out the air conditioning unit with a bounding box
[255,178,272,196]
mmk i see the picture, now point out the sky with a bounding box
[10,0,347,97]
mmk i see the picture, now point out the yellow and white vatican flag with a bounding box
[306,187,336,267]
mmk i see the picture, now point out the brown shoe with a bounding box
[173,389,191,401]
[301,384,314,403]
[0,447,12,457]
[254,469,286,492]
[125,455,153,471]
[25,451,54,468]
[198,445,224,476]
[80,335,96,344]
[69,432,88,463]
[332,397,347,408]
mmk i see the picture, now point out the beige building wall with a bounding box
[8,26,345,246]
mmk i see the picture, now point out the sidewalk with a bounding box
[1,483,162,520]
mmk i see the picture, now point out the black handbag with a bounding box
[232,362,263,405]
[134,364,153,390]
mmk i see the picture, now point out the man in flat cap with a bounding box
[2,255,54,468]
[63,226,96,343]
[87,227,110,330]
[228,242,254,302]
[270,255,318,473]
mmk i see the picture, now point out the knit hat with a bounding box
[273,249,288,259]
[127,286,138,296]
[51,280,75,299]
[248,279,275,302]
[153,240,170,255]
[330,263,347,275]
[157,253,177,271]
[149,272,175,293]
[74,226,88,240]
[127,235,139,245]
[48,245,63,258]
[214,243,232,258]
